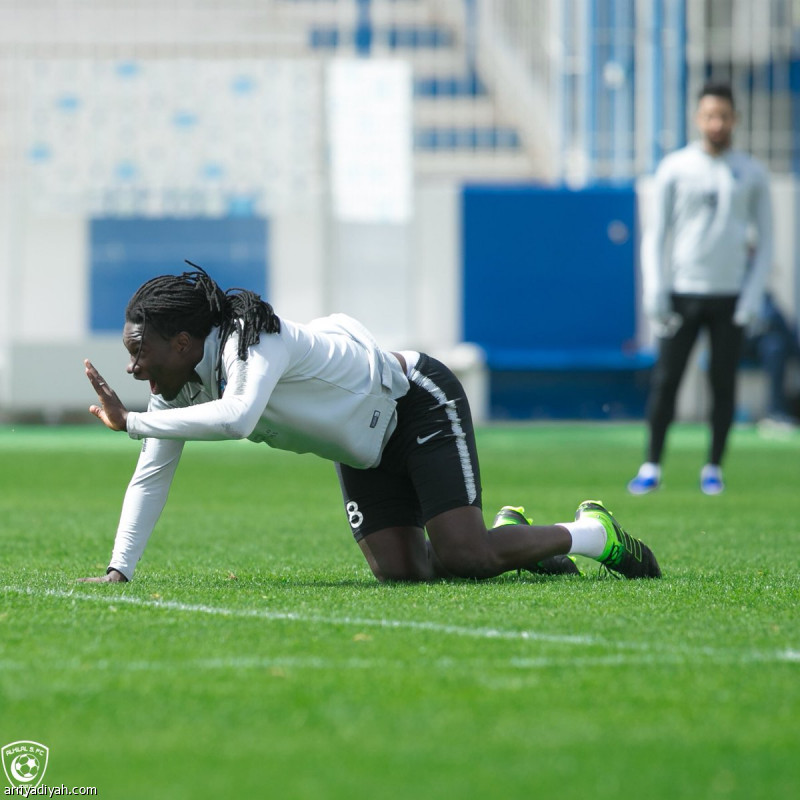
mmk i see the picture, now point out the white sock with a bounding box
[638,462,661,480]
[701,463,722,479]
[561,519,607,558]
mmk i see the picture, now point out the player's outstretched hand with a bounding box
[85,359,129,431]
[77,569,128,583]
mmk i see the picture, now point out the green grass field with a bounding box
[1,422,799,799]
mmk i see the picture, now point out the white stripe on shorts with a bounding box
[409,367,477,504]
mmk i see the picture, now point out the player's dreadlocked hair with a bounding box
[125,261,280,361]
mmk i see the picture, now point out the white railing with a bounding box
[686,0,796,173]
[472,0,799,180]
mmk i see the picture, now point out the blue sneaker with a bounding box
[700,465,724,495]
[493,506,581,576]
[627,464,661,495]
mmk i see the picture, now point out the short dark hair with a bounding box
[698,82,735,109]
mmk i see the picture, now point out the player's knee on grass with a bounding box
[359,536,436,582]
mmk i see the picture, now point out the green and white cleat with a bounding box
[574,500,661,579]
[493,505,581,576]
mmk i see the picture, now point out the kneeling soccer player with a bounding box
[79,265,661,584]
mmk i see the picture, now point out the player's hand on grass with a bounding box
[85,359,129,431]
[77,568,128,583]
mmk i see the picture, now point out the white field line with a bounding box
[1,650,798,676]
[3,585,597,646]
[3,585,799,667]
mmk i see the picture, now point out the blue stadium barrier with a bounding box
[462,183,653,419]
[90,217,268,333]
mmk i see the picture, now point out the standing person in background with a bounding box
[628,82,773,496]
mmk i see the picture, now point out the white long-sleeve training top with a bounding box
[108,313,410,579]
[641,141,773,323]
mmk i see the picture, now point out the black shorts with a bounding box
[336,353,483,541]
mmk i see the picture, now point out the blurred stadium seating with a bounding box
[0,0,798,421]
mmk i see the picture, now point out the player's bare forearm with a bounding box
[84,359,129,431]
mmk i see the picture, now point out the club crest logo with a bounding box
[2,741,49,789]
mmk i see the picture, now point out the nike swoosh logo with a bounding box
[416,431,442,445]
